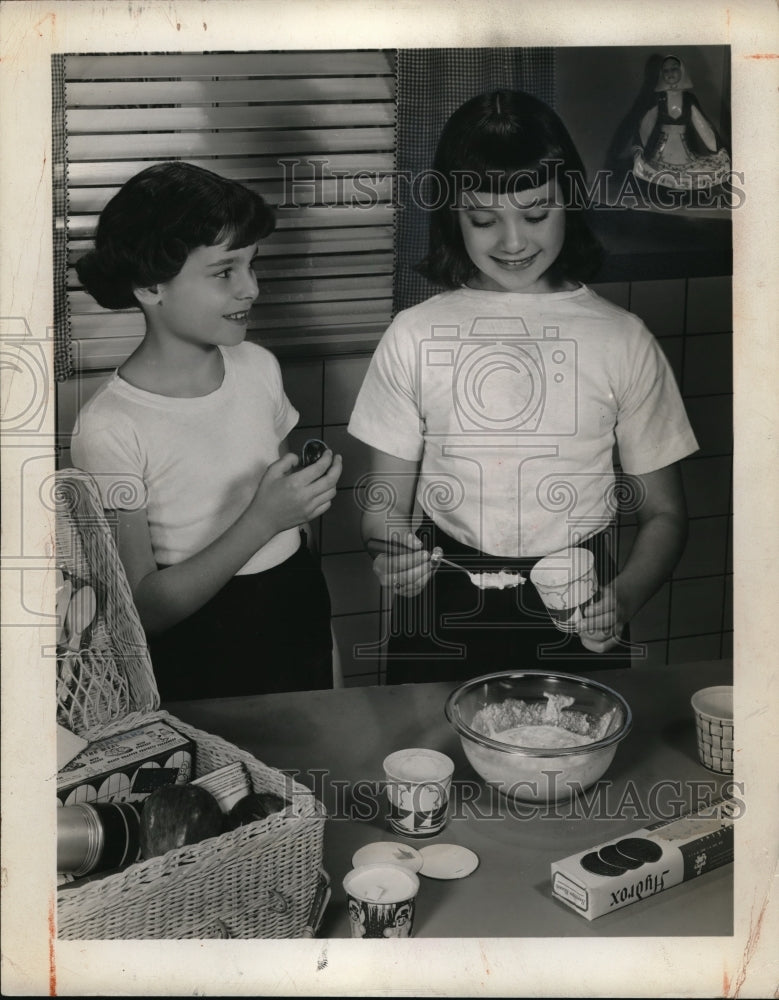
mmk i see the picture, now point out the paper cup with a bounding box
[343,863,420,938]
[691,686,734,773]
[383,748,454,837]
[529,547,598,633]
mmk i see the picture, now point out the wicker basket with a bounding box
[55,469,328,939]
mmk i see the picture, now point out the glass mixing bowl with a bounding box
[445,670,632,803]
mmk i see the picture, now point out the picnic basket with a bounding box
[54,468,329,939]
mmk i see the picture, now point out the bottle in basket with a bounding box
[57,801,142,877]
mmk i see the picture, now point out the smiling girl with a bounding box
[348,90,698,682]
[71,162,342,698]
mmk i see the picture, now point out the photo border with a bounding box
[1,1,777,996]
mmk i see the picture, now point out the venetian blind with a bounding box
[64,50,396,372]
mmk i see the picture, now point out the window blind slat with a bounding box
[66,51,394,80]
[249,302,391,327]
[252,252,394,278]
[72,336,146,370]
[67,127,395,160]
[257,277,393,304]
[70,227,395,261]
[70,314,145,338]
[68,103,395,133]
[69,276,392,314]
[70,298,392,336]
[67,153,394,186]
[68,177,394,213]
[243,227,395,255]
[67,76,395,106]
[68,204,394,238]
[258,327,389,356]
[69,253,393,287]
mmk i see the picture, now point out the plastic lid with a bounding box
[352,841,424,873]
[343,863,419,903]
[418,844,480,880]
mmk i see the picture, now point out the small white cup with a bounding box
[530,547,598,633]
[691,686,734,773]
[383,748,454,837]
[343,863,420,938]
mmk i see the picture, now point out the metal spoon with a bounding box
[367,537,525,589]
[367,535,468,574]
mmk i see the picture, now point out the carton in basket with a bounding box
[57,720,195,806]
[551,797,735,920]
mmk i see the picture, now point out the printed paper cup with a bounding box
[343,863,420,938]
[530,547,598,633]
[691,686,734,773]
[383,748,454,837]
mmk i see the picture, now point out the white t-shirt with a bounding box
[347,285,699,558]
[71,341,300,574]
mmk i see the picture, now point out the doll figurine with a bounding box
[632,55,731,191]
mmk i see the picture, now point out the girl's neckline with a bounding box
[115,346,231,402]
[457,282,587,300]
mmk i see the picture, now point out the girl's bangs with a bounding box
[203,190,274,250]
[451,134,565,200]
[216,211,272,250]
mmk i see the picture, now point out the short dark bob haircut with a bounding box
[76,161,275,310]
[418,90,603,289]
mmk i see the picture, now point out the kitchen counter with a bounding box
[164,658,734,938]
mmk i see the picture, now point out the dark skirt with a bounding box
[386,517,633,685]
[149,537,333,700]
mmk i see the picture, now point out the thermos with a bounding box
[57,801,141,876]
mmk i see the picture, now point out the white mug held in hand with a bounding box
[530,547,598,634]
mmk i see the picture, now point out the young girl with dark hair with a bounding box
[72,162,342,699]
[348,90,698,683]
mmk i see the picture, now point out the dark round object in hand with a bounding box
[301,438,328,467]
[139,783,224,859]
[227,791,289,829]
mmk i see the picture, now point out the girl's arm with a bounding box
[115,447,342,635]
[359,447,438,596]
[581,461,688,652]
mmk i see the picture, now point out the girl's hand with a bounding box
[370,532,442,598]
[249,450,343,535]
[580,580,627,653]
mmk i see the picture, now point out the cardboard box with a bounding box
[551,798,735,920]
[57,720,195,806]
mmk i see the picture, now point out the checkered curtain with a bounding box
[52,54,72,381]
[393,48,556,314]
